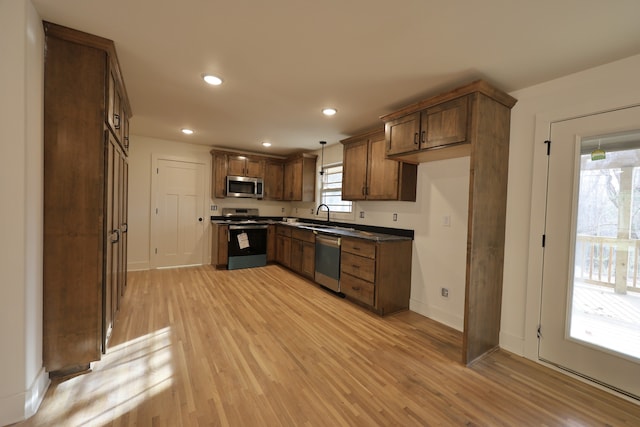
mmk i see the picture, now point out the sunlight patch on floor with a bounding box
[43,327,174,426]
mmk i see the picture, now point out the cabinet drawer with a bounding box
[341,237,376,259]
[292,228,315,243]
[341,274,374,306]
[341,252,375,283]
[276,226,292,237]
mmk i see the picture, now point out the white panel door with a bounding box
[540,105,640,399]
[154,159,206,267]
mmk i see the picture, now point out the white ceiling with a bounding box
[33,0,640,156]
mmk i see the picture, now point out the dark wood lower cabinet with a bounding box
[291,229,315,279]
[340,237,412,316]
[275,226,292,268]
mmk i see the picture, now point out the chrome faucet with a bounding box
[316,203,330,223]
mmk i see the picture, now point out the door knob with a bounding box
[198,217,203,222]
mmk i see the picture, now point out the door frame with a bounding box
[524,95,640,397]
[150,154,210,268]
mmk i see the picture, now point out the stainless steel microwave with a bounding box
[226,176,264,198]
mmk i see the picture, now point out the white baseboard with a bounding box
[127,261,151,271]
[409,298,464,332]
[0,367,49,426]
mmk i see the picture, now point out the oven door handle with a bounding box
[228,224,269,230]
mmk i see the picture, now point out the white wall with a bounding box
[0,0,48,424]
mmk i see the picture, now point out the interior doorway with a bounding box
[151,157,207,268]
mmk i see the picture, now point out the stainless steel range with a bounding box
[222,208,269,270]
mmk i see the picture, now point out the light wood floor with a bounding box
[18,265,640,426]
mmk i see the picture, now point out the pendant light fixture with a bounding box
[591,139,606,161]
[319,140,327,176]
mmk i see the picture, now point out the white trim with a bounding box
[0,367,49,426]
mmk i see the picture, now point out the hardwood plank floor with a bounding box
[18,265,640,426]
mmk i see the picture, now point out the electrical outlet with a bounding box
[441,288,449,298]
[359,211,365,219]
[442,215,451,227]
[295,208,298,213]
[281,207,285,213]
[393,213,398,221]
[210,205,218,211]
[310,208,314,214]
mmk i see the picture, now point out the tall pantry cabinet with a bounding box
[43,22,131,376]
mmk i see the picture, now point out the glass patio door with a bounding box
[539,105,640,399]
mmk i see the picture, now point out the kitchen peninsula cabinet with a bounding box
[283,153,317,201]
[43,22,131,375]
[341,129,417,201]
[381,80,517,364]
[340,237,412,315]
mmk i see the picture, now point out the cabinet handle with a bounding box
[352,264,360,269]
[353,247,360,251]
[362,186,366,195]
[421,130,426,144]
[352,286,360,291]
[122,223,128,233]
[114,113,121,130]
[413,132,419,145]
[111,229,120,243]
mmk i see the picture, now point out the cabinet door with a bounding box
[276,235,291,267]
[421,96,468,149]
[385,112,420,156]
[267,225,276,262]
[212,154,227,198]
[342,139,368,200]
[264,161,284,200]
[290,238,303,273]
[122,109,130,153]
[284,159,303,201]
[211,224,228,267]
[301,241,315,279]
[104,132,116,349]
[366,135,400,200]
[107,65,124,143]
[227,156,246,176]
[245,158,264,177]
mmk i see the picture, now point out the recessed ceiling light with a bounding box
[181,128,194,135]
[262,142,272,147]
[322,108,337,116]
[202,74,223,86]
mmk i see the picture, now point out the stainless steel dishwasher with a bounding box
[314,234,341,292]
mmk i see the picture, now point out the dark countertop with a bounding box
[210,216,414,242]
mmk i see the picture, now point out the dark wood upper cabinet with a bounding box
[381,80,517,365]
[341,129,417,201]
[283,153,316,202]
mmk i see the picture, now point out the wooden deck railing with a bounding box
[575,235,640,292]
